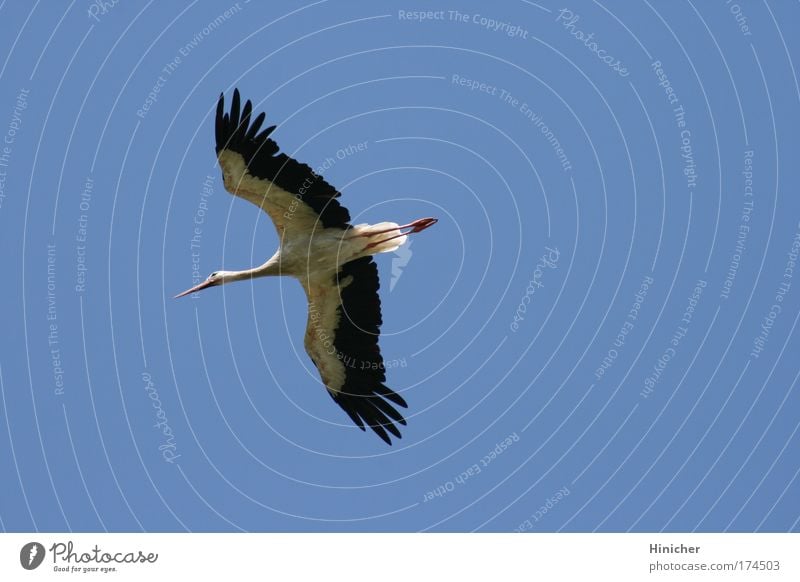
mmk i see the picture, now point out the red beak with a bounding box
[174,279,215,298]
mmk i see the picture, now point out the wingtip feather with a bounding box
[370,423,392,445]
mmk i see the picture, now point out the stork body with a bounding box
[175,90,436,444]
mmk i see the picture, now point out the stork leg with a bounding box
[353,217,437,238]
[362,217,437,250]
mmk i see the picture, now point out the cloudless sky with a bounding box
[0,0,798,532]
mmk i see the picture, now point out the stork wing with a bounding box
[303,257,407,444]
[215,89,351,235]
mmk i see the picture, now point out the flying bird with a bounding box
[175,89,437,444]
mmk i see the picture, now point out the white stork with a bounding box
[175,89,437,444]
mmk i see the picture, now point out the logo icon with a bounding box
[20,542,45,570]
[390,239,413,292]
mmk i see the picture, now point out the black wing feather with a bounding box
[245,112,265,140]
[331,257,407,445]
[215,88,351,229]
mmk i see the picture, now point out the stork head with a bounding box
[174,271,230,298]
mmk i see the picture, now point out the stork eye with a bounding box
[209,272,219,279]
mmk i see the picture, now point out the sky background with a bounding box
[0,0,799,532]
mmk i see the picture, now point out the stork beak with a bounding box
[174,279,215,298]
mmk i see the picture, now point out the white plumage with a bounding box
[175,89,437,444]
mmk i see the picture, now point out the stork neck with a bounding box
[226,253,281,282]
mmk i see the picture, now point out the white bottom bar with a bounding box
[1,533,797,580]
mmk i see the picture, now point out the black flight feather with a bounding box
[215,88,351,229]
[329,257,408,444]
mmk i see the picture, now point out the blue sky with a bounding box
[0,0,799,532]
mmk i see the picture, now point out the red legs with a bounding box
[363,217,438,237]
[364,232,405,250]
[361,217,438,250]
